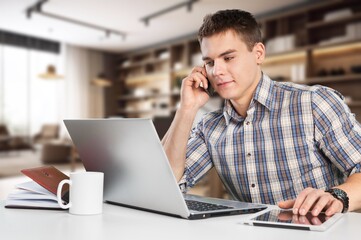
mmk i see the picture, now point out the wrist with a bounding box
[177,105,199,116]
[172,106,198,129]
[325,188,349,213]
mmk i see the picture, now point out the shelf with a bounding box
[171,67,193,77]
[118,92,179,101]
[119,58,169,70]
[265,47,308,58]
[311,40,361,56]
[264,50,306,65]
[117,107,178,115]
[302,74,361,85]
[307,12,361,29]
[262,40,361,69]
[265,39,361,59]
[125,72,169,86]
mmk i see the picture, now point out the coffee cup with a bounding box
[57,171,104,215]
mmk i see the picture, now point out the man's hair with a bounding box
[198,9,262,51]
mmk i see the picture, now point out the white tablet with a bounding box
[241,209,343,231]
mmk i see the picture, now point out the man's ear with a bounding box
[254,42,265,64]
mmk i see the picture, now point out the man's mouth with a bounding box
[217,80,234,86]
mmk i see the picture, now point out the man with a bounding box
[162,9,361,217]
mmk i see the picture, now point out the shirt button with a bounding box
[247,153,251,157]
[251,183,255,188]
[246,121,250,125]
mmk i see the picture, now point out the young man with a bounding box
[162,9,361,216]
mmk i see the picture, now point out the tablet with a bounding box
[241,209,343,231]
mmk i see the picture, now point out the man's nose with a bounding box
[212,60,225,76]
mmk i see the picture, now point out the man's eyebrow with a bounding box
[202,49,237,61]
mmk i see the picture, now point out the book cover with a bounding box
[21,166,69,196]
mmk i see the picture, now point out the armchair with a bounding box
[0,124,32,151]
[0,124,11,151]
[33,124,60,145]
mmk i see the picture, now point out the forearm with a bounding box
[162,107,198,181]
[162,65,210,181]
[335,172,361,212]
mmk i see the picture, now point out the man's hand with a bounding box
[180,66,210,111]
[278,187,343,216]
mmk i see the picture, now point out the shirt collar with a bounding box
[222,73,275,124]
[252,73,276,111]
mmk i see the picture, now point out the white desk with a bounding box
[1,201,360,240]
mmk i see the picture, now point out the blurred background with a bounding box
[1,0,361,200]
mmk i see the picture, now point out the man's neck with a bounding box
[230,71,262,118]
[230,99,251,118]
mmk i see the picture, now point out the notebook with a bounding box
[63,118,267,219]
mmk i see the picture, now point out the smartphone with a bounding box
[200,65,215,96]
[203,78,215,96]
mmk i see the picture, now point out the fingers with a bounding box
[325,198,343,216]
[188,66,208,89]
[293,187,343,216]
[192,65,207,77]
[178,66,211,110]
[293,187,314,215]
[310,196,328,216]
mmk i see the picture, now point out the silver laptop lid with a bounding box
[64,118,190,218]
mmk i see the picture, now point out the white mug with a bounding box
[57,171,104,215]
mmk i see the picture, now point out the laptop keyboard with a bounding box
[185,200,233,212]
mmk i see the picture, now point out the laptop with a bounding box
[63,118,267,219]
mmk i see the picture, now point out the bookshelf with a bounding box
[116,39,202,118]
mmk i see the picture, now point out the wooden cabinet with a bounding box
[117,39,202,118]
[117,47,171,118]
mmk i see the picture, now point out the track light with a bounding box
[140,0,199,27]
[26,0,126,40]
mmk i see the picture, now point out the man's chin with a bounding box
[217,91,236,100]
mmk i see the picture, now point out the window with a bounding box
[0,44,64,136]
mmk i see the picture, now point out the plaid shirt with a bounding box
[180,74,361,204]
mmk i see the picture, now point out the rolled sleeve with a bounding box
[313,87,361,176]
[178,120,213,192]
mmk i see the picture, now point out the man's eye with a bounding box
[205,61,214,66]
[225,56,234,61]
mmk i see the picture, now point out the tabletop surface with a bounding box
[1,201,360,240]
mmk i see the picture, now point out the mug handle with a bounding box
[57,179,72,209]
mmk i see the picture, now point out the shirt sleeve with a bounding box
[312,87,361,176]
[179,119,213,192]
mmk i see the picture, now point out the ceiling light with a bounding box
[38,64,63,79]
[26,0,126,40]
[92,73,112,87]
[140,0,199,26]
